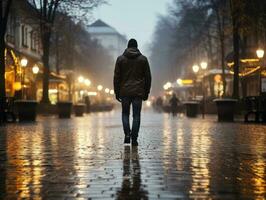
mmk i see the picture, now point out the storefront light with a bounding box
[13,82,22,91]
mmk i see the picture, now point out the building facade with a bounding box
[87,19,127,62]
[5,1,69,103]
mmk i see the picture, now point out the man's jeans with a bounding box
[121,97,142,139]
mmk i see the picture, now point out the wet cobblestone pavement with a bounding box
[0,111,265,199]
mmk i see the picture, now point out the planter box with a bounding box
[90,104,114,112]
[74,104,86,117]
[184,101,199,118]
[57,101,72,118]
[214,99,238,122]
[15,100,38,122]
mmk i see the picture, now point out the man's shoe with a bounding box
[124,134,131,144]
[131,139,138,146]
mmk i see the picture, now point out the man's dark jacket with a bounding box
[113,48,152,99]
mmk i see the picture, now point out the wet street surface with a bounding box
[0,111,265,199]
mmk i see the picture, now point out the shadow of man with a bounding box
[116,146,148,200]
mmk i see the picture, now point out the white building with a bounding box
[87,19,127,61]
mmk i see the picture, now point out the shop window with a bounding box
[6,15,16,44]
[31,31,38,51]
[21,25,28,47]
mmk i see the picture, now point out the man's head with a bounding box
[127,38,138,48]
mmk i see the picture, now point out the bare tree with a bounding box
[230,0,245,99]
[29,0,106,104]
[0,0,13,124]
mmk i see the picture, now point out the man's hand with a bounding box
[116,95,122,102]
[143,94,149,101]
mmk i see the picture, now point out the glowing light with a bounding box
[256,49,264,59]
[84,79,91,86]
[20,58,28,67]
[166,82,172,88]
[32,65,39,74]
[13,82,22,91]
[163,84,168,90]
[49,89,58,93]
[146,100,151,107]
[105,88,110,93]
[164,83,172,90]
[200,61,208,70]
[78,76,84,83]
[182,79,194,84]
[110,90,114,95]
[214,74,222,83]
[192,65,199,73]
[177,78,183,85]
[87,92,97,96]
[80,90,84,95]
[97,85,103,91]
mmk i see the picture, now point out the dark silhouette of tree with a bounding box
[150,0,209,95]
[28,0,106,104]
[0,0,13,124]
[50,15,112,86]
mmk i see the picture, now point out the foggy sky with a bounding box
[92,0,172,56]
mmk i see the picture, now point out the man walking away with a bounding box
[114,39,152,146]
[169,93,179,116]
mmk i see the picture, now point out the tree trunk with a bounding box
[40,32,51,104]
[230,0,240,99]
[220,35,227,96]
[232,21,240,99]
[0,36,6,124]
[215,5,227,97]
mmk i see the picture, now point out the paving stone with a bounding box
[0,112,265,199]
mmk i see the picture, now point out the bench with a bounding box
[244,96,266,123]
[4,97,16,122]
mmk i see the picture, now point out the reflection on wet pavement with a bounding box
[0,111,265,199]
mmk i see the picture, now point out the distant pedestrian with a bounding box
[155,96,163,112]
[169,93,179,116]
[84,96,91,113]
[114,39,152,146]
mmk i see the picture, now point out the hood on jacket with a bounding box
[123,47,142,59]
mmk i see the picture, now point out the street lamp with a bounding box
[200,61,208,70]
[192,64,200,73]
[105,88,110,94]
[177,78,183,86]
[256,48,265,95]
[32,64,39,74]
[163,82,172,91]
[20,58,28,67]
[256,49,264,59]
[97,85,103,91]
[200,62,208,119]
[84,79,91,87]
[78,76,84,83]
[32,64,39,100]
[20,58,28,99]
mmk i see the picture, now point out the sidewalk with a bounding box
[0,111,265,199]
